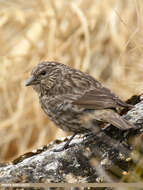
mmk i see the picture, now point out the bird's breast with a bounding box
[39,96,89,133]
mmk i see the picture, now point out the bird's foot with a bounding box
[53,146,68,152]
[53,133,77,152]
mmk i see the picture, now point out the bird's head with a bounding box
[25,61,63,94]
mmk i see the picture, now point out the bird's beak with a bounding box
[25,75,36,86]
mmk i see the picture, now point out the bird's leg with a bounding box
[53,133,77,152]
[63,133,77,149]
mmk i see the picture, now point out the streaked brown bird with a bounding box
[25,61,134,150]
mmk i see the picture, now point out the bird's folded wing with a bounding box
[72,88,133,109]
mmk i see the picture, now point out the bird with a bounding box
[25,61,134,151]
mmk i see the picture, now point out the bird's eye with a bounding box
[40,71,46,75]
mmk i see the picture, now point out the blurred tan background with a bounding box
[0,0,143,162]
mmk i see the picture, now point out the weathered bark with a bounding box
[0,95,143,189]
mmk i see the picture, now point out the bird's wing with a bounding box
[72,88,133,109]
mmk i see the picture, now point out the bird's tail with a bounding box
[93,109,134,130]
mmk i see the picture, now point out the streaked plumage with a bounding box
[25,61,134,138]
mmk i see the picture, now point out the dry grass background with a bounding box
[0,0,143,165]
